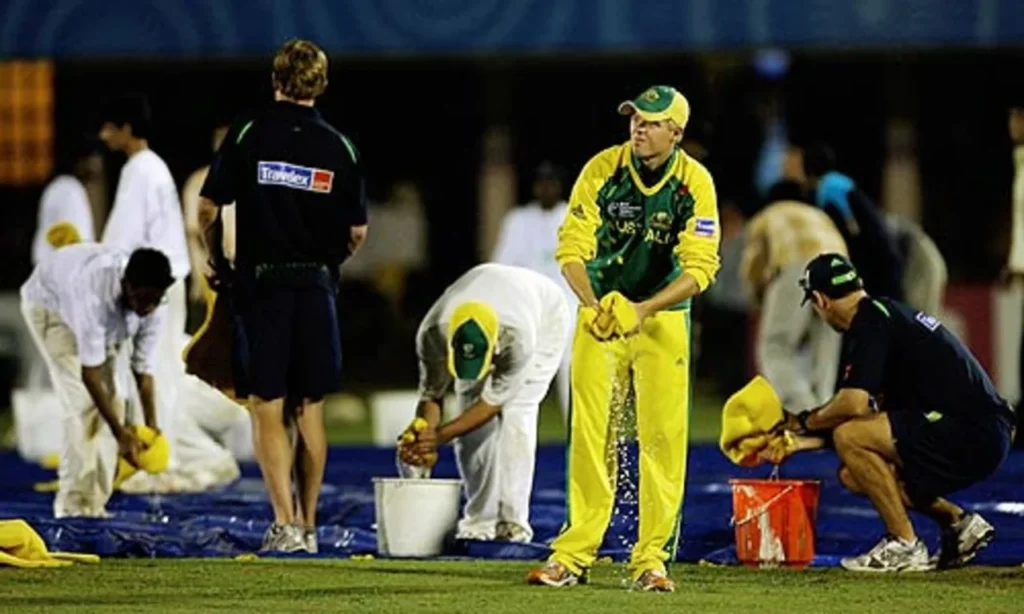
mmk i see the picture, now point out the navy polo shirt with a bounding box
[201,100,367,275]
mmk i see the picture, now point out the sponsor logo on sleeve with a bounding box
[257,161,334,193]
[694,217,716,237]
[915,311,941,331]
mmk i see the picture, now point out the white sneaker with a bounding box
[495,521,533,543]
[933,513,995,569]
[304,528,318,554]
[260,523,306,553]
[841,535,931,572]
[455,527,495,541]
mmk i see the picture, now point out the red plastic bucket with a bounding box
[730,478,821,569]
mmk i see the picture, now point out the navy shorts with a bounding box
[234,278,341,402]
[889,409,1014,503]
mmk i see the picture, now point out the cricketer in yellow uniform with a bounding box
[528,85,720,592]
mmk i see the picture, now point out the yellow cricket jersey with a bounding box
[555,142,721,308]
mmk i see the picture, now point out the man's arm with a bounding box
[561,261,599,308]
[414,319,453,428]
[555,152,612,307]
[133,371,158,430]
[182,170,210,300]
[790,300,890,433]
[81,365,128,440]
[130,306,165,431]
[422,333,531,450]
[650,163,722,314]
[436,399,501,443]
[792,387,874,432]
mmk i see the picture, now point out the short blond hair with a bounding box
[271,39,328,101]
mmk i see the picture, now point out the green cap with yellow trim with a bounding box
[446,301,499,381]
[617,85,691,130]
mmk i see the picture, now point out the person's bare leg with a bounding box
[290,419,307,524]
[833,415,915,541]
[295,399,326,529]
[838,465,964,529]
[250,395,295,525]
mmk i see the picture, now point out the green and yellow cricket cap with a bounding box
[617,85,691,130]
[446,302,500,381]
[799,253,864,306]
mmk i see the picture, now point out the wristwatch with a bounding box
[796,410,813,435]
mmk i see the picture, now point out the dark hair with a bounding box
[803,142,837,178]
[54,135,101,175]
[765,179,807,205]
[124,248,173,291]
[99,92,152,139]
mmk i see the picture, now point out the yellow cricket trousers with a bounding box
[549,307,691,579]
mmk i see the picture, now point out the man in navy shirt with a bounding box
[776,253,1015,572]
[198,38,368,553]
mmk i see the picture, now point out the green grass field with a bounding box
[3,559,1023,614]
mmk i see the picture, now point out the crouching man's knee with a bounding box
[837,465,863,494]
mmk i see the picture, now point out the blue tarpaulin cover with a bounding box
[1,444,1021,565]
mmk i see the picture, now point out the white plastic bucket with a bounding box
[373,477,463,557]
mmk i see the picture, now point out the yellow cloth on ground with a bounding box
[719,376,795,466]
[0,519,100,568]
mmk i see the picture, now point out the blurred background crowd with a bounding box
[1,0,1023,443]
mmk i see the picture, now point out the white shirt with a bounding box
[32,175,95,265]
[491,201,574,303]
[1007,148,1024,273]
[102,149,190,279]
[416,263,566,407]
[21,244,166,373]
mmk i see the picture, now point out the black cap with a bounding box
[799,253,863,306]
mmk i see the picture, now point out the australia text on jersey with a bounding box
[257,161,334,193]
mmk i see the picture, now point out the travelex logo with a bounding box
[257,161,334,193]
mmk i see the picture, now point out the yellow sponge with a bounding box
[397,417,437,468]
[719,376,789,466]
[600,291,639,335]
[114,425,170,487]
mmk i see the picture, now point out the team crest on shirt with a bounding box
[257,161,334,193]
[648,210,673,231]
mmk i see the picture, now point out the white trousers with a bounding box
[453,303,572,542]
[22,302,123,518]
